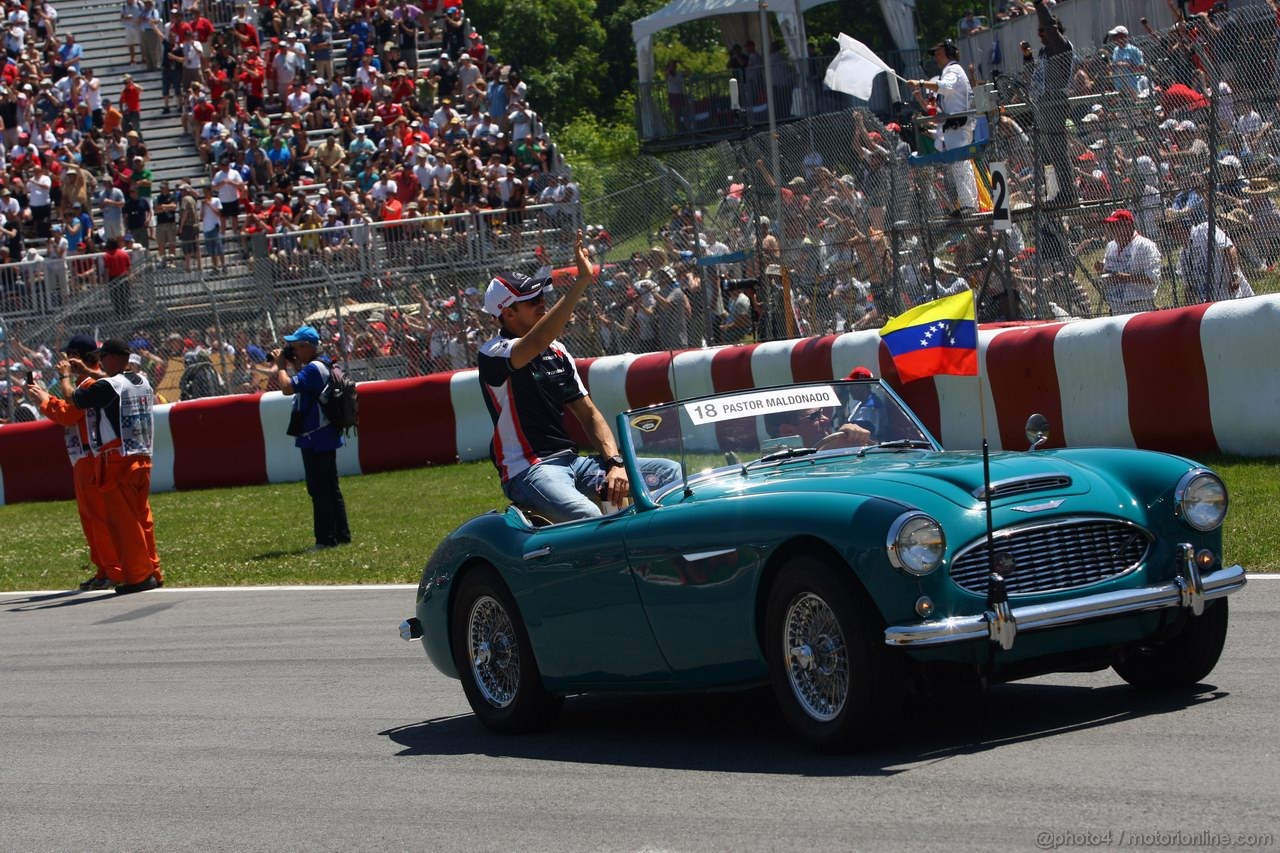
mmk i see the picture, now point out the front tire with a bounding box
[1112,598,1229,689]
[765,555,902,752]
[451,566,562,733]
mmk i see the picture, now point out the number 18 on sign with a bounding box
[989,161,1011,232]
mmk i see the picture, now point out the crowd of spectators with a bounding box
[158,0,578,272]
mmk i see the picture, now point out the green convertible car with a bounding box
[400,378,1246,750]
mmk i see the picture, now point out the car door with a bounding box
[623,503,768,683]
[520,511,673,687]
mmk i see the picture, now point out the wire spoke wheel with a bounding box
[783,592,850,722]
[467,595,520,708]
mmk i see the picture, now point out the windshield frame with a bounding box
[615,378,943,506]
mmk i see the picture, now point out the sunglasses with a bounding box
[803,410,829,424]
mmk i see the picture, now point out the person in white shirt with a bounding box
[120,0,143,65]
[370,175,397,203]
[457,54,481,90]
[909,40,979,215]
[46,223,70,304]
[430,102,458,132]
[285,83,311,116]
[199,186,225,272]
[26,165,53,238]
[212,158,245,240]
[1178,221,1242,304]
[508,105,537,143]
[1094,209,1160,313]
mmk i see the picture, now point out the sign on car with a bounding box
[684,386,842,425]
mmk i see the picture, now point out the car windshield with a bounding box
[621,380,937,501]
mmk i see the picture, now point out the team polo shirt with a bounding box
[478,329,587,483]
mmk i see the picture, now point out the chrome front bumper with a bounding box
[884,559,1247,649]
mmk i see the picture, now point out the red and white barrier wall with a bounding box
[3,295,1277,506]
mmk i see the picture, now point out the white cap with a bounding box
[1107,25,1128,36]
[484,268,553,317]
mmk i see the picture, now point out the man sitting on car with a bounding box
[477,230,681,523]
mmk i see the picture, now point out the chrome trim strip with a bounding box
[884,563,1246,647]
[681,548,738,562]
[971,472,1073,499]
[523,547,553,560]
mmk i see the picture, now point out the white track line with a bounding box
[2,576,1276,599]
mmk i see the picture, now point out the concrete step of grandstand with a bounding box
[58,0,210,188]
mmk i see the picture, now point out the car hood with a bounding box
[681,449,1110,511]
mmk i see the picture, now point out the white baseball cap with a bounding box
[483,268,553,316]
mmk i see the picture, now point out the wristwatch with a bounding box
[603,455,625,470]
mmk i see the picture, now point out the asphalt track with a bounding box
[1,580,1277,852]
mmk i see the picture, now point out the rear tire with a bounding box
[765,554,902,752]
[1112,599,1229,689]
[451,566,562,733]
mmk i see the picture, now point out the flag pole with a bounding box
[974,290,1013,650]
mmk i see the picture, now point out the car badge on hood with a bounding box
[1011,498,1066,513]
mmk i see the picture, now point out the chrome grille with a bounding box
[974,474,1073,500]
[950,519,1150,597]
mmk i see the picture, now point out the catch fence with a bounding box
[4,6,1278,415]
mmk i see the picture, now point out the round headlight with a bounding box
[1176,470,1228,532]
[887,512,946,576]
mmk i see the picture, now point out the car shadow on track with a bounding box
[380,681,1227,776]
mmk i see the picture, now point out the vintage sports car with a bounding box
[400,379,1246,750]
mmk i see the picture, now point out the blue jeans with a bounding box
[504,452,683,524]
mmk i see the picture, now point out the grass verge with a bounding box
[1,455,1275,591]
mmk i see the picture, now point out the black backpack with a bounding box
[320,362,359,434]
[179,356,224,401]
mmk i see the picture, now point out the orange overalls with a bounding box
[75,373,162,588]
[39,387,120,582]
[95,450,161,586]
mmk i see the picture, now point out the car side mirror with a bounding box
[1025,413,1050,451]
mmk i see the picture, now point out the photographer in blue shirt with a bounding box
[273,325,350,551]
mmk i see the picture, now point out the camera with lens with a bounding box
[281,343,296,361]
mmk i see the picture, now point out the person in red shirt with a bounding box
[231,17,259,53]
[103,236,133,316]
[120,74,144,136]
[389,71,414,102]
[237,52,266,111]
[395,162,420,204]
[168,7,191,42]
[192,10,215,45]
[467,32,487,65]
[375,98,403,124]
[1159,81,1209,117]
[208,67,230,101]
[191,93,216,127]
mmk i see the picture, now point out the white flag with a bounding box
[824,33,894,101]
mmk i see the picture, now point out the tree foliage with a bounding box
[554,93,641,205]
[467,0,964,131]
[464,0,607,128]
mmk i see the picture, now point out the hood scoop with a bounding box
[973,473,1073,501]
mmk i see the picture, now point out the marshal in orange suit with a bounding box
[25,335,120,590]
[70,338,163,595]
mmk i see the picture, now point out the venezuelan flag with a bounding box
[879,291,978,383]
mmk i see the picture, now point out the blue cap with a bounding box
[246,344,268,361]
[130,336,152,352]
[63,334,98,356]
[283,325,321,344]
